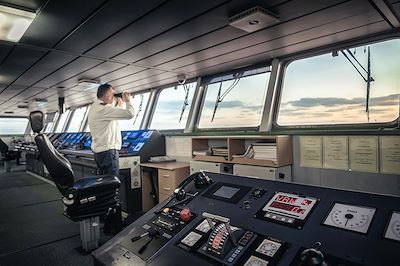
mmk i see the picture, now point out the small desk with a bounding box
[140,162,190,208]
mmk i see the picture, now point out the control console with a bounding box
[93,172,400,266]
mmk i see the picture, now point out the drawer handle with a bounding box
[163,187,171,191]
[162,174,170,177]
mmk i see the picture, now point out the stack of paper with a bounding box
[252,142,277,160]
[211,147,228,157]
[192,149,211,156]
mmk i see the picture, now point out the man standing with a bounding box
[87,83,135,177]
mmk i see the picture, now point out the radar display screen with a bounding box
[256,192,318,229]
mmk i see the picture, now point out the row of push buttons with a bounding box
[227,245,244,263]
[265,212,294,224]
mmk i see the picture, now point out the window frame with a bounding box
[272,34,400,132]
[194,64,272,133]
[148,80,199,133]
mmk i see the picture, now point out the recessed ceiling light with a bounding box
[0,5,36,42]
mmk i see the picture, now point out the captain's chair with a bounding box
[29,110,121,251]
[0,138,20,172]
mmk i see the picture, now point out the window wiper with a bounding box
[179,84,190,123]
[340,47,374,112]
[211,74,242,122]
[132,94,144,125]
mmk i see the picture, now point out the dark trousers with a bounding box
[94,149,119,177]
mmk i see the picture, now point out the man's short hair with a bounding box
[97,83,113,98]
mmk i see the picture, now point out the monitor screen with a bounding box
[213,186,240,199]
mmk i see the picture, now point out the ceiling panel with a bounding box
[85,0,229,59]
[95,65,148,85]
[11,87,46,102]
[0,44,14,65]
[55,61,128,90]
[0,85,27,101]
[0,47,46,85]
[21,0,106,48]
[13,52,78,86]
[109,69,166,87]
[113,0,246,63]
[55,0,166,54]
[35,57,103,88]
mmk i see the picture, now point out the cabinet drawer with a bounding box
[159,192,171,202]
[158,182,175,195]
[158,169,177,180]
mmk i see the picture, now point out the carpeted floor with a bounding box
[0,164,94,266]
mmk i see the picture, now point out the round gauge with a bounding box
[331,210,370,228]
[243,255,269,266]
[391,221,400,238]
[255,239,281,257]
[323,203,376,234]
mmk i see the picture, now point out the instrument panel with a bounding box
[93,172,400,266]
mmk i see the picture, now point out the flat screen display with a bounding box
[213,186,240,199]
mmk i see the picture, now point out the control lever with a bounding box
[131,227,158,243]
[203,212,237,247]
[131,228,160,254]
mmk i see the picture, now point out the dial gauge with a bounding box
[323,203,375,234]
[384,211,400,242]
[243,255,269,266]
[255,239,282,257]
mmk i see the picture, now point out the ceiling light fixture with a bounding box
[78,79,101,91]
[0,5,36,42]
[228,6,279,33]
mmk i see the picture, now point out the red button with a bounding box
[179,208,191,222]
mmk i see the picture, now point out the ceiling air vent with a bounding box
[228,6,279,33]
[33,98,48,107]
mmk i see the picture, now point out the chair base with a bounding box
[79,216,100,252]
[4,161,11,172]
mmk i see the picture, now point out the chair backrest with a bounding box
[29,111,75,195]
[0,138,9,154]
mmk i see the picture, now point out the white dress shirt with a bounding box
[87,98,135,153]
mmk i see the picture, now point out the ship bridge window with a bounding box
[198,67,270,129]
[150,82,196,130]
[0,117,28,134]
[54,109,71,133]
[277,39,400,126]
[67,106,88,132]
[44,112,58,133]
[119,92,150,131]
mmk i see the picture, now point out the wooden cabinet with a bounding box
[192,135,292,167]
[140,162,190,203]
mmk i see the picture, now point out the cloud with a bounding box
[283,94,399,108]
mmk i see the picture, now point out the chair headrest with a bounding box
[29,111,44,133]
